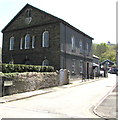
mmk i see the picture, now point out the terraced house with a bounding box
[2,4,94,78]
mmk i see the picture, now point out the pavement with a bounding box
[0,76,117,119]
[94,84,117,120]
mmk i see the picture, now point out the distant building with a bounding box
[2,4,93,78]
[93,55,100,77]
[107,41,111,45]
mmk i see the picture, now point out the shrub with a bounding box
[0,72,19,78]
[2,64,55,73]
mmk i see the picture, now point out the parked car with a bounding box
[108,68,118,75]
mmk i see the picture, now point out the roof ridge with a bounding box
[2,4,93,40]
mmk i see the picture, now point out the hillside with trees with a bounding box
[93,43,116,63]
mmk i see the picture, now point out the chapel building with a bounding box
[2,4,94,78]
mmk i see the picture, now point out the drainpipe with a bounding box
[64,25,67,69]
[83,35,86,79]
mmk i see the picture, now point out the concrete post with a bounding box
[0,77,3,97]
[59,69,69,85]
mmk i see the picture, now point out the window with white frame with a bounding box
[80,60,83,74]
[25,34,30,49]
[42,57,49,66]
[9,37,14,50]
[72,59,76,74]
[80,40,83,53]
[20,38,23,50]
[42,31,49,47]
[86,42,89,55]
[32,36,35,48]
[71,36,75,51]
[86,43,89,51]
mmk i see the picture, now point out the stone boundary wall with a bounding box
[3,72,59,95]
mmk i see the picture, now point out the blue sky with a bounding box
[0,0,116,47]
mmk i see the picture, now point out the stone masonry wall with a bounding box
[3,72,59,95]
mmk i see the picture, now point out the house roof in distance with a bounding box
[101,59,115,65]
[2,3,94,40]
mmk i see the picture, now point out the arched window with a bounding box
[72,59,76,74]
[32,36,35,48]
[71,36,75,51]
[24,56,31,65]
[9,36,14,50]
[20,38,23,50]
[80,40,83,53]
[42,31,49,47]
[42,57,49,66]
[25,34,30,49]
[86,42,89,55]
[80,60,83,74]
[9,58,14,64]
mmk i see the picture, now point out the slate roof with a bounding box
[2,3,93,40]
[101,59,115,65]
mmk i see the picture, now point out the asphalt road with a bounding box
[0,74,116,119]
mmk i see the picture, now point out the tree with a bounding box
[93,43,109,57]
[101,49,116,62]
[93,43,116,63]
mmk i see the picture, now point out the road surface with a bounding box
[0,74,116,118]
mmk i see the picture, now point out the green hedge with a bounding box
[2,64,55,73]
[0,72,19,78]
